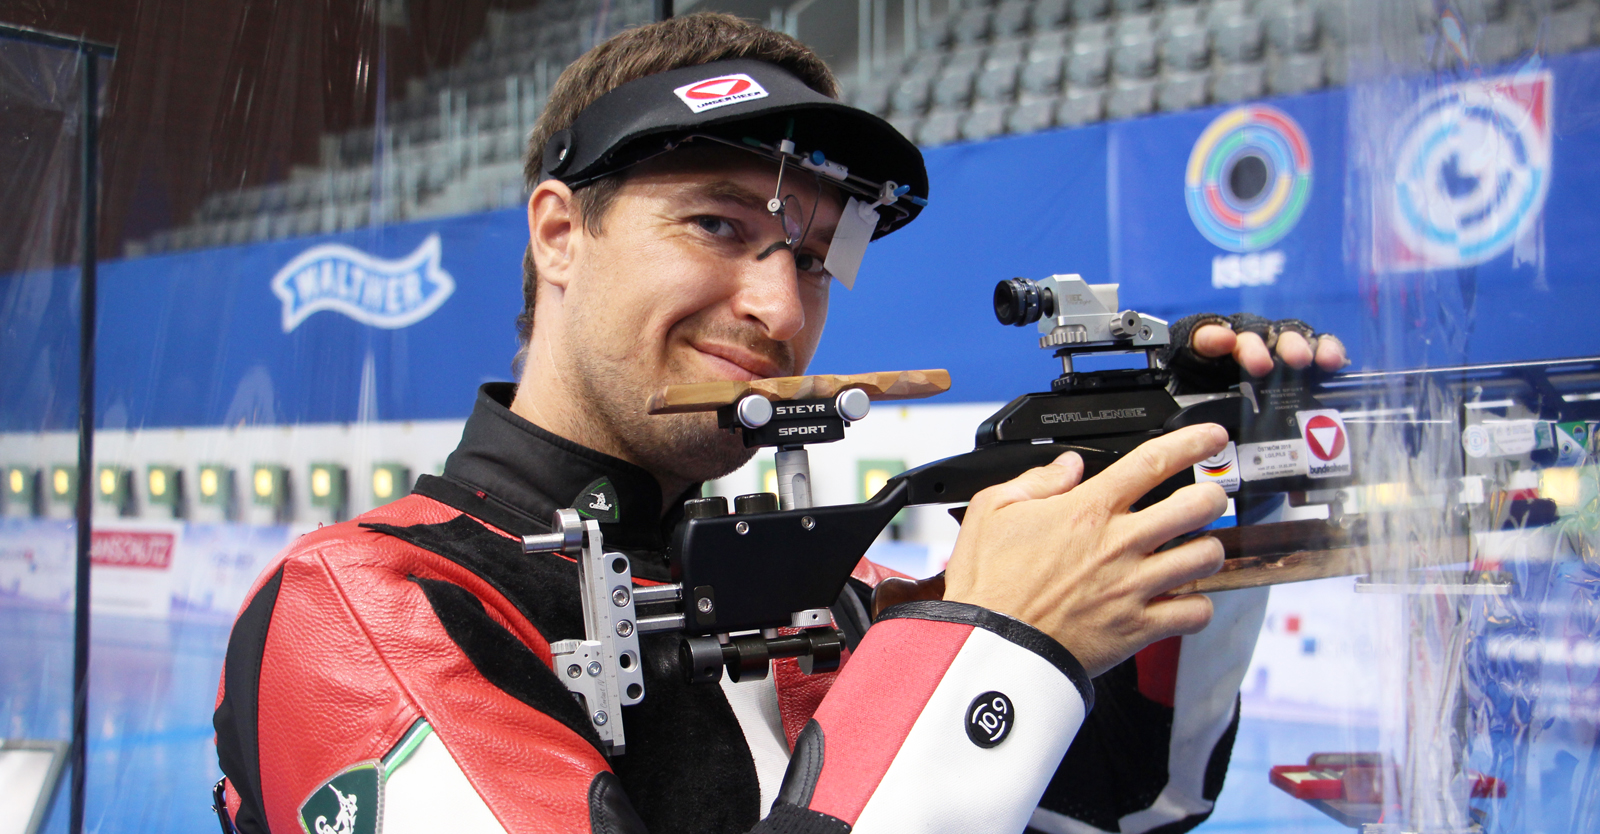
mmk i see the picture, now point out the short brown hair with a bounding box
[514,13,840,365]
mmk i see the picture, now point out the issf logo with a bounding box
[1382,71,1552,270]
[271,234,455,332]
[1186,105,1313,253]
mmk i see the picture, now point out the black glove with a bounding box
[1159,312,1325,395]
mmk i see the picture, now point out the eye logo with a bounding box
[1382,71,1551,270]
[1186,105,1313,252]
[673,73,769,114]
[271,234,455,332]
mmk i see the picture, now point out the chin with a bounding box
[636,411,758,485]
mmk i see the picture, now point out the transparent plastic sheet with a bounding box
[0,32,90,834]
[1339,1,1600,832]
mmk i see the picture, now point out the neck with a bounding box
[510,336,694,512]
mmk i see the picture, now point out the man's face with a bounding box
[551,147,844,488]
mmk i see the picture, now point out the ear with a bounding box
[528,180,578,289]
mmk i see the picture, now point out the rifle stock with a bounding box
[869,519,1475,618]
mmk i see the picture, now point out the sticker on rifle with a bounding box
[1238,440,1306,481]
[1466,420,1545,458]
[1462,425,1491,458]
[1554,422,1591,467]
[1298,409,1351,479]
[1193,442,1241,493]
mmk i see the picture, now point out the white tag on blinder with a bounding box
[823,197,878,290]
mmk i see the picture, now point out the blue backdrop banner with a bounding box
[5,50,1599,431]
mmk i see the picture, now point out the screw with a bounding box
[566,664,581,678]
[616,620,635,638]
[587,661,602,676]
[593,710,608,726]
[735,520,750,535]
[697,597,714,614]
[801,516,815,531]
[612,587,630,607]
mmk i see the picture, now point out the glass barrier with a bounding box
[0,27,103,834]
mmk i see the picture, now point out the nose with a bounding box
[730,244,807,342]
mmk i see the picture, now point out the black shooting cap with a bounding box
[540,58,928,238]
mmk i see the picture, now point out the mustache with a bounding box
[692,323,796,377]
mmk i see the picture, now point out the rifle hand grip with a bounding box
[870,573,946,619]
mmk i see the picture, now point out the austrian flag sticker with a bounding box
[1296,409,1352,479]
[673,73,768,113]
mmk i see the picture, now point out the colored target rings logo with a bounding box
[1385,72,1551,269]
[1186,105,1313,252]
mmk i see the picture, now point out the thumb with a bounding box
[983,452,1084,509]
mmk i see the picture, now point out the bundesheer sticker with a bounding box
[298,761,381,834]
[1297,409,1351,479]
[1193,442,1241,493]
[1238,440,1306,481]
[575,476,620,524]
[672,73,769,113]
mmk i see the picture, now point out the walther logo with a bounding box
[1040,408,1147,424]
[271,234,455,332]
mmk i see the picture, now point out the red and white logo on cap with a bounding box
[673,73,769,114]
[1297,409,1352,478]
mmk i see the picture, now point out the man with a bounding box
[213,14,1347,834]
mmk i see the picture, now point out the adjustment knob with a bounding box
[683,496,729,519]
[734,492,779,515]
[835,387,871,422]
[735,394,774,429]
[1109,310,1142,338]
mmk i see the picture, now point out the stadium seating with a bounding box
[134,0,1600,256]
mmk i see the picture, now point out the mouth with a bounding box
[692,342,788,381]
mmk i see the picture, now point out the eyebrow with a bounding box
[682,180,771,216]
[682,179,841,248]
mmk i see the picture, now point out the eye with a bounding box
[693,215,737,238]
[793,252,830,278]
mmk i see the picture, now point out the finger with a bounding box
[1122,482,1229,555]
[1314,334,1348,371]
[1141,594,1216,639]
[1078,424,1229,512]
[1135,535,1225,598]
[1232,331,1274,377]
[978,451,1085,509]
[1190,323,1237,359]
[1274,330,1313,369]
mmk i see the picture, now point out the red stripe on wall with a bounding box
[807,618,973,824]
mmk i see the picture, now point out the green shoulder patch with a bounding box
[298,761,382,834]
[574,476,620,523]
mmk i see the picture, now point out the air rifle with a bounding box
[529,274,1600,754]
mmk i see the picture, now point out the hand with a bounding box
[942,424,1232,677]
[1191,322,1347,377]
